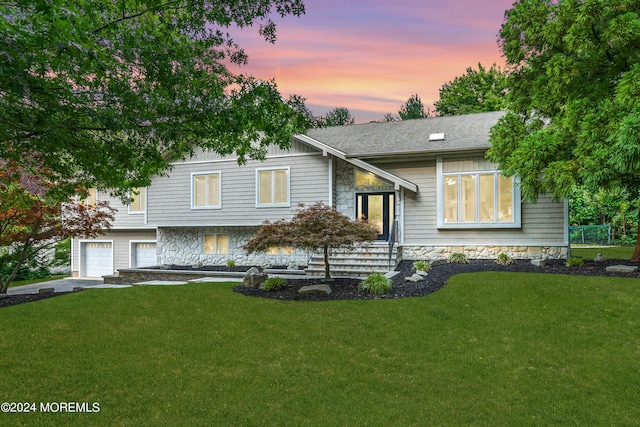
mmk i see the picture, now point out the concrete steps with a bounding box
[306,244,397,278]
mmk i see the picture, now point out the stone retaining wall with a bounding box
[157,226,309,268]
[400,245,568,261]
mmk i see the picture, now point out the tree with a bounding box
[434,63,508,116]
[287,94,322,128]
[0,0,307,199]
[320,107,355,127]
[569,185,638,242]
[0,162,115,293]
[398,94,430,120]
[382,113,400,122]
[486,0,640,260]
[243,203,377,280]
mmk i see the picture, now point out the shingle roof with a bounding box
[304,110,505,158]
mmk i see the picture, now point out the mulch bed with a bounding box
[2,259,639,308]
[0,292,69,309]
[233,258,640,301]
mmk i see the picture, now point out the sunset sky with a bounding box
[229,0,517,123]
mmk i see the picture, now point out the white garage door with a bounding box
[83,242,113,277]
[133,242,157,268]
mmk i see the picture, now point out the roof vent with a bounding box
[429,133,445,141]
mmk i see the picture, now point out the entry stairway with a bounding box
[305,244,398,278]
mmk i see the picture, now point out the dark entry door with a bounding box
[356,192,395,240]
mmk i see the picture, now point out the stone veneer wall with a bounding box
[335,162,357,217]
[335,161,395,217]
[400,245,568,261]
[157,226,309,268]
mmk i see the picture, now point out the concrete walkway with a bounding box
[7,278,131,295]
[8,271,316,295]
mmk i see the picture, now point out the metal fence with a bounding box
[569,224,611,245]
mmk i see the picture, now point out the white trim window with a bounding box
[256,167,290,207]
[84,188,97,207]
[129,187,146,214]
[204,234,229,254]
[437,161,521,229]
[191,172,221,209]
[266,246,295,255]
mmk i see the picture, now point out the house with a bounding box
[71,111,568,278]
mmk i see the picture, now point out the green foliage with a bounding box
[359,271,392,295]
[226,259,236,268]
[495,253,515,265]
[413,260,431,272]
[398,94,429,120]
[0,165,114,292]
[487,0,640,259]
[0,247,50,283]
[566,257,585,268]
[259,277,287,291]
[287,97,355,128]
[0,0,306,198]
[569,185,638,242]
[51,238,71,269]
[434,63,507,116]
[449,253,469,264]
[320,107,355,126]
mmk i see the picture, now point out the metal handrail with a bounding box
[387,218,398,269]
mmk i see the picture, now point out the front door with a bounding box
[356,192,395,240]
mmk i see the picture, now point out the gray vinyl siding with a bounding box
[187,139,318,162]
[95,190,149,229]
[379,158,567,246]
[72,229,158,275]
[147,152,331,226]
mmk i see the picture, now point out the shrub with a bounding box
[360,271,393,295]
[495,253,514,265]
[449,252,469,264]
[226,259,236,268]
[566,257,584,267]
[413,260,430,272]
[260,277,287,291]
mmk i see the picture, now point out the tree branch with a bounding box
[92,0,187,34]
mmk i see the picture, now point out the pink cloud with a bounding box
[229,0,514,122]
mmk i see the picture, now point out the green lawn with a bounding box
[571,245,635,260]
[2,273,640,426]
[7,275,67,289]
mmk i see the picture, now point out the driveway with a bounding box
[7,278,129,295]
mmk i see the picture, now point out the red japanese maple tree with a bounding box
[243,202,377,280]
[0,161,114,293]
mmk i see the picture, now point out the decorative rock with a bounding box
[594,253,605,262]
[243,267,267,288]
[298,284,332,295]
[416,270,429,277]
[606,265,638,273]
[531,259,546,267]
[73,287,84,292]
[38,288,55,294]
[405,273,423,283]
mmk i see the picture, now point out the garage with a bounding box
[81,242,113,277]
[131,242,157,268]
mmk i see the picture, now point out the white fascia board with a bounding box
[294,134,418,193]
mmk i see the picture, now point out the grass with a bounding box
[2,273,640,426]
[7,275,67,289]
[571,245,635,260]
